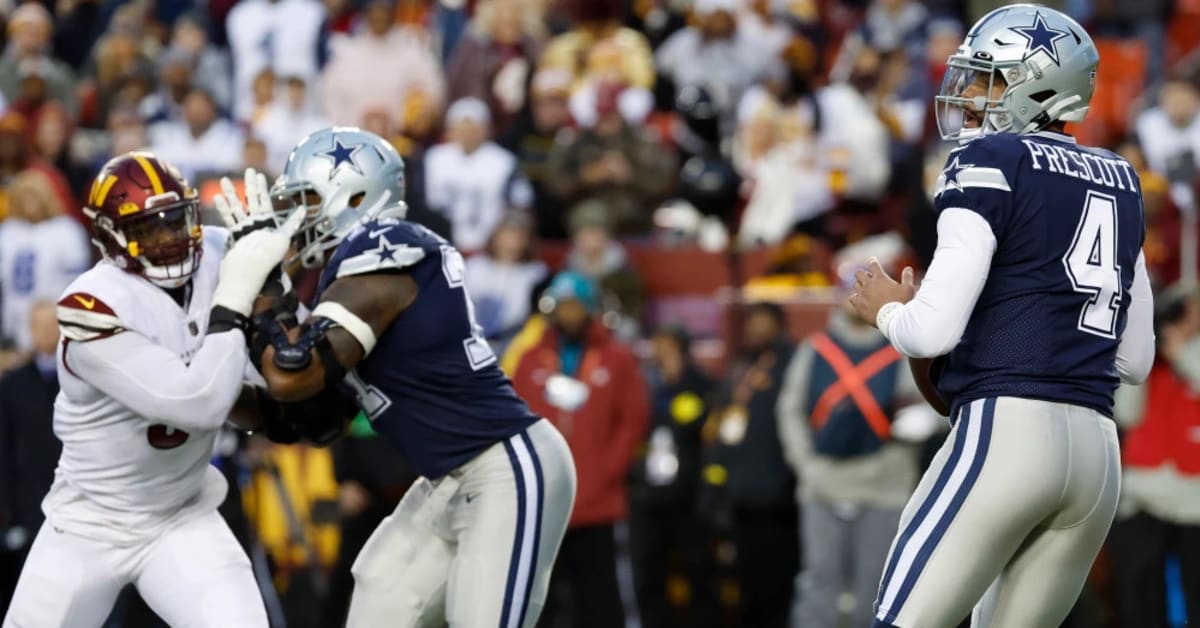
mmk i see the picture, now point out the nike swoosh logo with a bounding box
[368,228,391,239]
[74,295,96,309]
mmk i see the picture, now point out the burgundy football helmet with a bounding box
[82,152,202,288]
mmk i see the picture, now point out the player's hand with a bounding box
[214,168,276,242]
[848,258,917,328]
[212,208,306,318]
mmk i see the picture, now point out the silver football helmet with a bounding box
[936,4,1099,141]
[271,127,408,269]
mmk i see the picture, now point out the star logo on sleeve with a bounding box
[319,137,366,178]
[370,234,400,262]
[1010,12,1069,66]
[937,154,974,197]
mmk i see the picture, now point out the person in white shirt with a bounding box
[424,97,533,252]
[463,212,547,354]
[0,169,91,352]
[253,75,332,171]
[226,0,326,123]
[2,152,299,628]
[149,87,246,181]
[1134,76,1200,179]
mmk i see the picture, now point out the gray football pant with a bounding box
[791,500,901,628]
[873,397,1120,628]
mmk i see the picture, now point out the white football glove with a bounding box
[212,208,305,318]
[213,168,277,242]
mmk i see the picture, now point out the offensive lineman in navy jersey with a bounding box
[218,127,576,628]
[849,5,1155,628]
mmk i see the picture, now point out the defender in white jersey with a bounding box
[850,6,1156,628]
[3,153,300,628]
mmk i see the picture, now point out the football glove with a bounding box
[214,168,277,242]
[211,208,304,329]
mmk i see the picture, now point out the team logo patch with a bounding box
[1009,12,1069,66]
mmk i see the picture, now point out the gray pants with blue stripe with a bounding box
[873,397,1120,628]
[346,419,577,628]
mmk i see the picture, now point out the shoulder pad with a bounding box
[934,138,1015,199]
[334,221,430,279]
[57,291,125,341]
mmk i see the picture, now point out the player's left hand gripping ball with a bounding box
[849,258,917,328]
[214,168,277,242]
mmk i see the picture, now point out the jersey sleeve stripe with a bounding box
[957,167,1011,191]
[57,292,116,316]
[59,320,124,341]
[335,246,427,279]
[57,305,124,341]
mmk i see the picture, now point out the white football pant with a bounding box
[2,510,267,628]
[346,419,577,628]
[873,397,1120,628]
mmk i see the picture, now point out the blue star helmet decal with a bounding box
[319,136,367,178]
[1009,12,1070,66]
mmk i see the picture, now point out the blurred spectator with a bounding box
[248,67,277,126]
[539,0,655,93]
[0,110,80,225]
[80,30,155,130]
[655,0,783,128]
[253,75,331,171]
[322,0,444,135]
[446,0,546,137]
[564,201,646,341]
[1110,281,1200,628]
[319,419,417,627]
[32,100,89,193]
[776,275,932,628]
[226,0,327,122]
[149,87,246,180]
[464,213,548,354]
[501,68,575,239]
[51,0,104,71]
[139,46,198,124]
[674,85,741,225]
[546,82,677,236]
[698,301,798,628]
[0,3,78,116]
[507,271,649,628]
[1117,140,1199,285]
[0,169,91,352]
[0,302,63,618]
[1135,76,1200,179]
[629,325,720,628]
[243,136,273,177]
[842,0,929,63]
[424,97,533,252]
[170,11,234,112]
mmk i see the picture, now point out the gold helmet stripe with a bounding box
[132,155,165,196]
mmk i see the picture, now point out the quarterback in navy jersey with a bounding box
[850,5,1154,628]
[220,127,577,628]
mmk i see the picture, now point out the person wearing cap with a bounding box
[538,0,655,94]
[425,97,534,253]
[565,200,645,340]
[775,254,935,628]
[697,301,797,628]
[0,3,77,115]
[500,68,575,239]
[655,0,782,131]
[545,80,676,236]
[1109,281,1200,628]
[508,271,650,628]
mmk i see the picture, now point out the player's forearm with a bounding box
[1115,252,1155,385]
[883,209,996,358]
[68,330,249,431]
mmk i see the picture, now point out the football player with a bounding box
[849,5,1156,628]
[218,127,577,628]
[2,152,300,628]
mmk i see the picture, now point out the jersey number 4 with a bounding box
[1063,191,1122,339]
[441,244,497,370]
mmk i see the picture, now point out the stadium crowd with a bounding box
[0,0,1197,626]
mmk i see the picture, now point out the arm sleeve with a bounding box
[884,208,997,358]
[1115,251,1155,385]
[63,330,249,432]
[775,342,814,473]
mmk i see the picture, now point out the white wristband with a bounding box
[312,301,378,356]
[876,301,904,340]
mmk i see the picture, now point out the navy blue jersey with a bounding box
[316,217,539,478]
[931,131,1145,416]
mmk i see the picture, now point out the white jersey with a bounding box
[0,216,91,351]
[423,141,533,252]
[44,227,250,546]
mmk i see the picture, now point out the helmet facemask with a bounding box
[270,182,327,269]
[936,57,1021,142]
[96,194,203,288]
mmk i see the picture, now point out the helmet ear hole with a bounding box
[348,192,366,208]
[1030,90,1056,103]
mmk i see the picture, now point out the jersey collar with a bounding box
[1029,130,1077,144]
